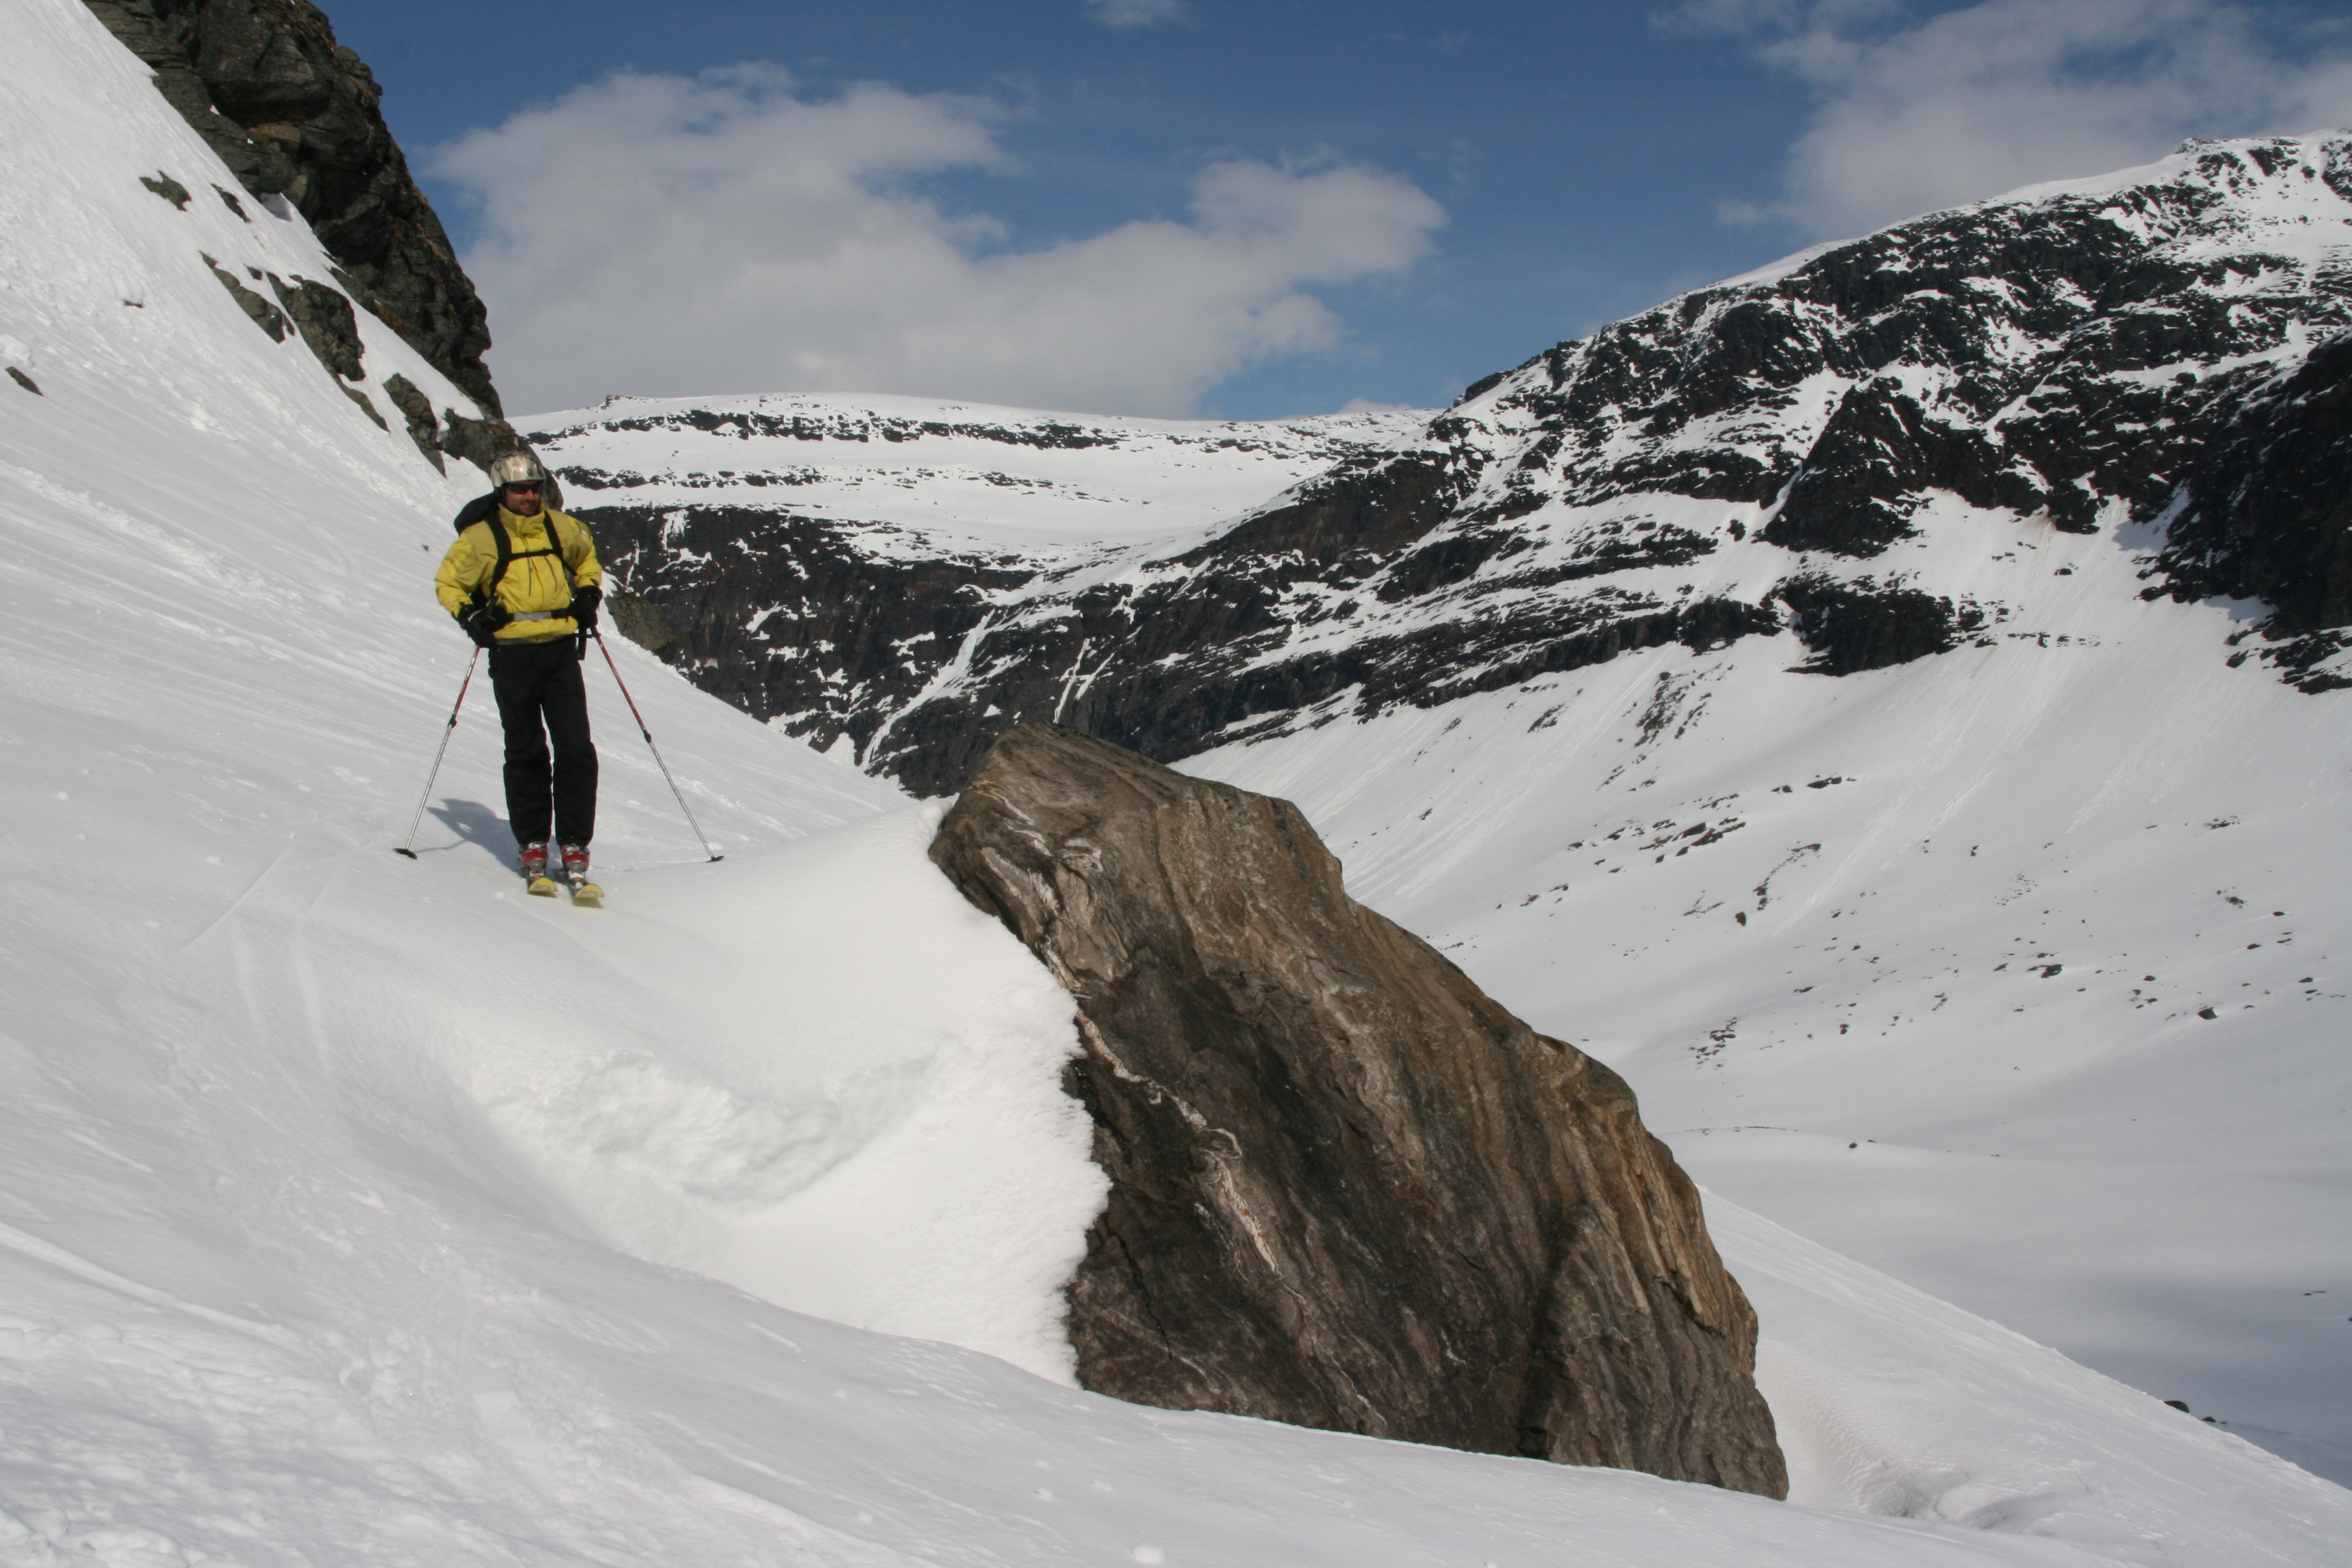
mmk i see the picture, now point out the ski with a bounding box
[526,875,564,898]
[569,880,604,908]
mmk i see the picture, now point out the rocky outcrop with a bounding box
[436,409,534,475]
[267,270,364,380]
[81,0,499,413]
[139,169,191,208]
[929,723,1788,1496]
[379,373,445,471]
[1780,574,1986,676]
[569,136,2352,794]
[202,251,290,341]
[2156,327,2352,690]
[201,245,396,428]
[607,585,680,662]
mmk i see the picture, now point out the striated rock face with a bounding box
[929,723,1788,1497]
[538,136,2352,795]
[81,0,499,414]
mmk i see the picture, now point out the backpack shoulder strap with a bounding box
[547,512,586,577]
[463,513,515,609]
[488,514,516,593]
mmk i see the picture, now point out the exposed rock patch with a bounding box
[138,169,189,208]
[588,502,1040,779]
[531,405,1143,451]
[266,272,363,380]
[379,373,445,472]
[339,384,384,428]
[436,410,536,480]
[929,723,1788,1497]
[589,483,1780,795]
[1776,574,1985,675]
[202,252,289,341]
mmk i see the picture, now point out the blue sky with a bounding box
[324,1,2352,419]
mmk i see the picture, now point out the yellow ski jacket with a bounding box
[434,506,604,644]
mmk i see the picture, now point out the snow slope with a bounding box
[500,129,2352,1491]
[1180,497,2352,1481]
[1,0,2347,1562]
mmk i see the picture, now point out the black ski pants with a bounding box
[489,637,596,848]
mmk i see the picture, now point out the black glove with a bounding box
[457,601,511,646]
[570,584,602,627]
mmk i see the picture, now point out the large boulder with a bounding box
[929,723,1788,1497]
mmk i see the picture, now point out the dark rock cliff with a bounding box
[589,457,1779,795]
[558,135,2352,795]
[930,723,1788,1497]
[82,0,500,414]
[2154,327,2352,690]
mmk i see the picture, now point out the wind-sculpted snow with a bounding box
[543,135,2352,797]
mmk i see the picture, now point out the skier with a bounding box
[433,452,605,898]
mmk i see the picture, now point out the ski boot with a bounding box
[520,841,563,898]
[561,842,603,907]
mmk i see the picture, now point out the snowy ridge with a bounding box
[570,132,2352,795]
[528,391,1428,553]
[0,0,2346,1561]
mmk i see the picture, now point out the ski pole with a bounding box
[393,645,482,858]
[590,627,723,862]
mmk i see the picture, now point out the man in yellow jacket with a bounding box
[434,452,604,890]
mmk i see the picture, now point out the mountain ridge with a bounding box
[534,132,2352,795]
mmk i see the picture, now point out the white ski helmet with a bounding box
[488,451,547,488]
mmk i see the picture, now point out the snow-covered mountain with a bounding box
[2,0,2347,1561]
[520,140,2352,1489]
[538,133,2352,794]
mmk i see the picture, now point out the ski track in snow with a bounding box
[0,0,2346,1561]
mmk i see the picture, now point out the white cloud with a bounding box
[1669,0,2352,238]
[1086,0,1184,28]
[436,67,1444,417]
